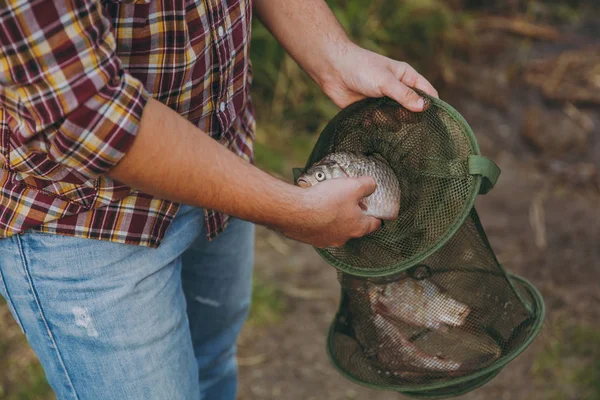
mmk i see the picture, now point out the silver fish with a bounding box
[369,278,471,330]
[296,151,401,220]
[351,310,462,373]
[348,276,471,375]
[370,313,462,372]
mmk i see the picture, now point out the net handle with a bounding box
[468,155,500,195]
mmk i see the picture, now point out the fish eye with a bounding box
[315,171,326,181]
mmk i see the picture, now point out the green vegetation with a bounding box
[0,299,54,400]
[253,124,318,177]
[253,141,287,176]
[3,364,54,400]
[532,320,600,400]
[246,277,287,329]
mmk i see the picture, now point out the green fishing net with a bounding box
[292,94,545,398]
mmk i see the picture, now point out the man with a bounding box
[0,0,438,399]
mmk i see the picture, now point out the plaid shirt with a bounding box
[0,0,255,247]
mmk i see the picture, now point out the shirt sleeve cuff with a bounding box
[48,72,150,181]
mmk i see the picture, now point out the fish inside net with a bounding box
[294,94,545,397]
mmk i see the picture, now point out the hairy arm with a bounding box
[109,98,381,247]
[254,0,349,88]
[109,99,301,229]
[254,0,439,110]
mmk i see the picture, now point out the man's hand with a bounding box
[320,44,439,111]
[278,177,382,248]
[254,0,438,112]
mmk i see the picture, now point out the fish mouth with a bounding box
[297,179,311,188]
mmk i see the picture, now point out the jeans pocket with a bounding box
[0,267,25,334]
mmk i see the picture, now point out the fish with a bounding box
[370,313,462,372]
[351,311,462,374]
[296,151,401,220]
[347,276,471,375]
[351,301,502,378]
[368,278,471,331]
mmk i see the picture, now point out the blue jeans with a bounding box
[0,205,255,400]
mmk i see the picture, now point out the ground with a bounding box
[1,7,599,400]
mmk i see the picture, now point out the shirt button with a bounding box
[219,102,226,112]
[218,26,224,37]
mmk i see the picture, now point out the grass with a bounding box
[0,299,54,400]
[3,364,54,400]
[253,141,287,175]
[246,277,287,329]
[253,123,319,176]
[532,319,600,400]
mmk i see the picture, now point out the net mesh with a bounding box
[301,96,477,275]
[294,94,544,397]
[327,209,540,390]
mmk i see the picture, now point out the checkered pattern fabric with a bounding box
[0,0,255,247]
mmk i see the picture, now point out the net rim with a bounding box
[311,95,484,278]
[398,368,503,399]
[325,273,546,393]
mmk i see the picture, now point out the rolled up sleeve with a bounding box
[0,0,149,180]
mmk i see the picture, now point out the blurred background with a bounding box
[1,0,598,399]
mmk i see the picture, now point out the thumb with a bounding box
[355,176,378,198]
[363,215,382,235]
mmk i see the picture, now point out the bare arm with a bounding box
[254,0,439,111]
[110,98,297,227]
[254,0,349,88]
[109,98,381,247]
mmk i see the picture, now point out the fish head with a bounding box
[296,160,346,188]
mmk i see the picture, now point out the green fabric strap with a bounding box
[468,155,500,195]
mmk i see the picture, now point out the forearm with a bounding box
[254,0,352,86]
[109,98,304,228]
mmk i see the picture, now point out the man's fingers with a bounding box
[355,176,378,198]
[380,78,424,112]
[364,216,382,235]
[393,62,439,99]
